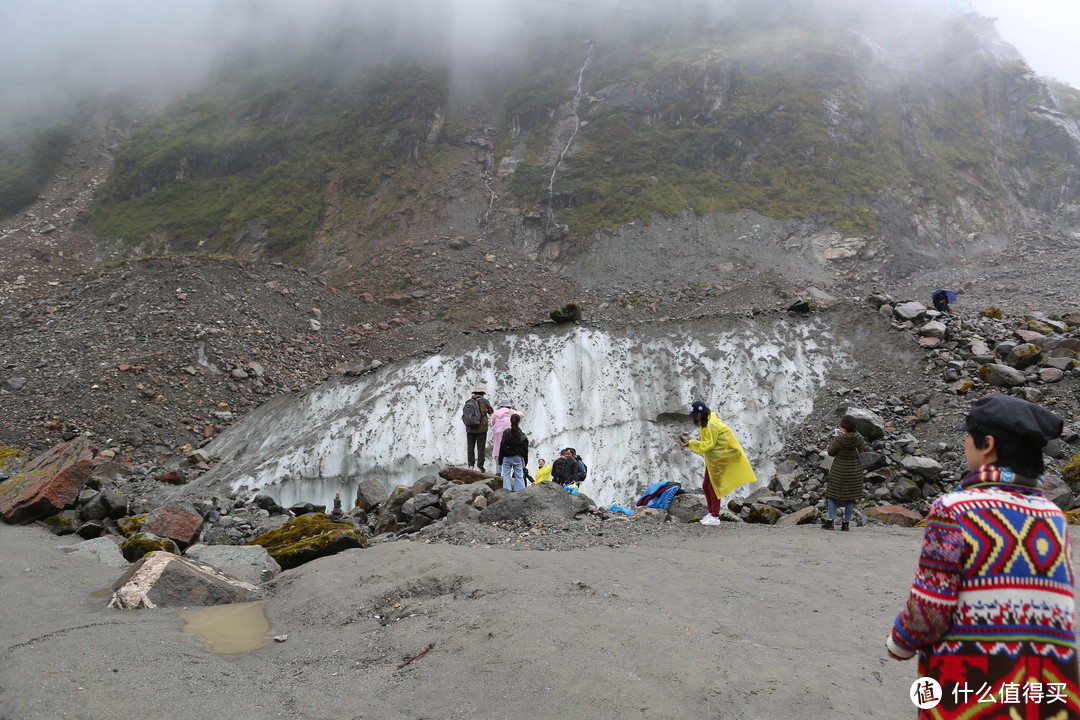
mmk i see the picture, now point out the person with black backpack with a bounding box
[462,386,494,473]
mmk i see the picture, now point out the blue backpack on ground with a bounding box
[635,481,682,510]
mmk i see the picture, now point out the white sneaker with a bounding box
[699,515,721,525]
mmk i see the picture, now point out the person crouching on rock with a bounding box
[822,414,866,531]
[683,400,757,525]
[499,413,529,492]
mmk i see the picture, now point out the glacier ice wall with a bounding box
[194,314,850,510]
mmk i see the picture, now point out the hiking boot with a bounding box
[821,520,834,530]
[841,521,850,532]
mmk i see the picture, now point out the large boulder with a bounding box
[80,489,129,521]
[0,437,95,524]
[776,506,816,527]
[843,407,887,440]
[900,456,944,482]
[64,536,130,569]
[141,499,204,549]
[745,504,783,524]
[437,467,492,484]
[979,364,1027,387]
[477,482,590,524]
[120,532,181,562]
[440,483,492,511]
[1005,343,1044,370]
[185,544,282,585]
[354,477,391,510]
[109,551,263,609]
[866,505,922,527]
[669,492,709,523]
[249,513,367,570]
[893,301,927,322]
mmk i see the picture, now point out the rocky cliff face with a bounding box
[2,6,1079,300]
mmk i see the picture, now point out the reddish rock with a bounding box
[438,466,493,484]
[0,437,95,524]
[1040,368,1065,383]
[154,470,187,485]
[776,506,817,527]
[866,505,923,527]
[917,336,941,348]
[141,499,204,548]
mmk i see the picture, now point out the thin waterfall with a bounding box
[544,42,593,231]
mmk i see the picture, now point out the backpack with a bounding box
[462,398,483,426]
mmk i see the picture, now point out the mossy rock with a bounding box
[744,505,783,525]
[1024,318,1055,334]
[121,533,180,562]
[1066,510,1080,526]
[248,513,367,570]
[550,302,583,323]
[0,446,28,473]
[979,306,1003,319]
[39,509,79,536]
[1063,453,1080,486]
[116,514,149,537]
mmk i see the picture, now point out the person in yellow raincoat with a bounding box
[683,400,757,525]
[533,458,553,484]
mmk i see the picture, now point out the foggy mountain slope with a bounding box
[2,0,1080,320]
[7,3,1067,297]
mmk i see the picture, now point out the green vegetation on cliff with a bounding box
[0,123,73,220]
[498,21,1072,238]
[92,63,449,261]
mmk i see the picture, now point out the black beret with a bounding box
[955,394,1063,445]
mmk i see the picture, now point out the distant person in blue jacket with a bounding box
[931,289,955,314]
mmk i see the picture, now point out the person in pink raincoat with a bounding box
[490,398,524,476]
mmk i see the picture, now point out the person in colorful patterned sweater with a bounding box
[887,394,1079,719]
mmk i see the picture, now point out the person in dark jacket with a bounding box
[823,414,866,531]
[498,413,529,492]
[464,386,494,473]
[550,447,585,487]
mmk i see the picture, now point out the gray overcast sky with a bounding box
[971,0,1080,88]
[1,0,1078,123]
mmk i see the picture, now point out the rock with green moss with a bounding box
[1004,343,1044,370]
[979,306,1004,319]
[116,514,148,537]
[0,437,95,524]
[39,509,79,536]
[1064,454,1080,486]
[248,513,367,570]
[121,533,181,562]
[550,302,583,323]
[0,447,28,475]
[744,505,783,525]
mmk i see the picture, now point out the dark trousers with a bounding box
[467,432,486,470]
